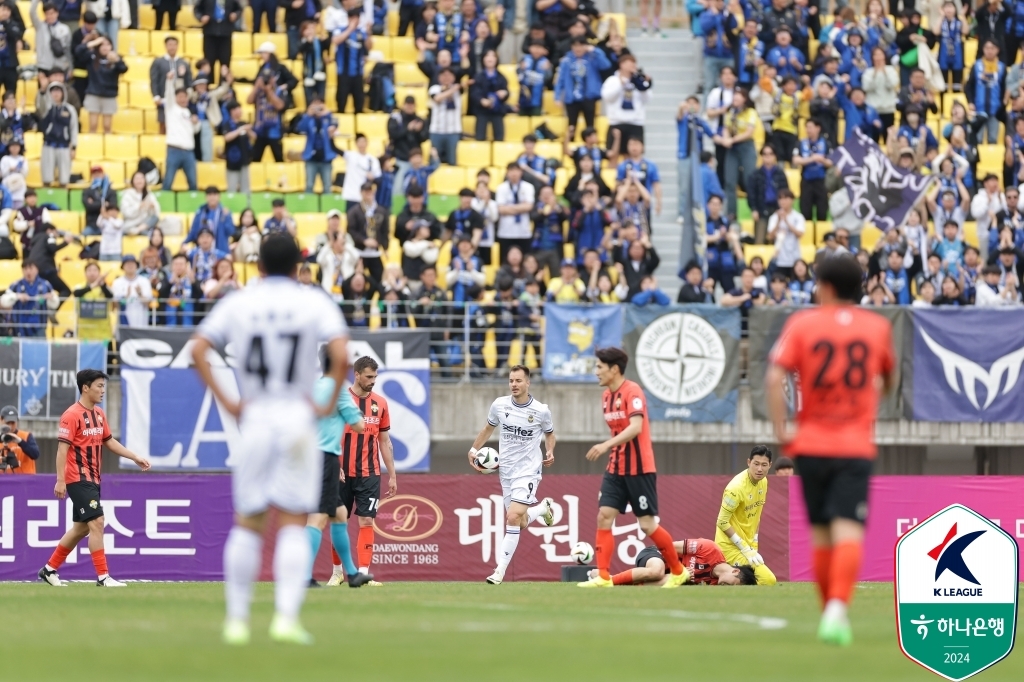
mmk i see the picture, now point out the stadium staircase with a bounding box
[628,28,702,299]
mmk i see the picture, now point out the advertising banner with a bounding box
[118,327,431,472]
[621,305,741,422]
[788,476,1024,582]
[541,305,623,382]
[748,307,909,421]
[0,475,790,582]
[908,308,1024,422]
[0,340,106,419]
[0,475,232,581]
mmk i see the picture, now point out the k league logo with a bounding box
[895,504,1018,681]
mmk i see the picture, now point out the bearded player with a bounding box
[766,255,895,646]
[467,365,556,585]
[578,347,689,588]
[596,538,756,586]
[715,445,777,585]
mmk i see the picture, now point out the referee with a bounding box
[305,349,373,588]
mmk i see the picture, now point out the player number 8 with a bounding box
[638,496,648,510]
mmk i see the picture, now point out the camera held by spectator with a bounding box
[631,68,653,92]
[0,425,19,470]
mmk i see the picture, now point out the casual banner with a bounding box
[0,475,232,581]
[0,340,106,419]
[621,305,741,422]
[789,476,1024,582]
[748,307,910,421]
[118,327,431,471]
[0,474,790,582]
[542,305,623,382]
[907,308,1024,422]
[830,127,934,232]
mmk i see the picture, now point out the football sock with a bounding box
[496,525,521,573]
[357,526,374,572]
[273,525,310,620]
[653,17,660,30]
[828,541,863,607]
[641,16,648,29]
[331,547,342,567]
[611,570,635,586]
[526,504,545,524]
[224,526,262,622]
[330,522,358,576]
[305,526,322,581]
[91,549,109,578]
[813,547,833,606]
[649,526,684,575]
[46,544,72,571]
[595,528,614,581]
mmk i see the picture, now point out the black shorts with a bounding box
[67,481,104,523]
[795,456,873,526]
[319,452,341,516]
[339,474,381,518]
[599,472,659,517]
[634,545,668,573]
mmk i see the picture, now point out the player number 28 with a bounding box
[810,340,869,390]
[245,333,300,386]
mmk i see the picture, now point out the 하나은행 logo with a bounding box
[895,504,1018,681]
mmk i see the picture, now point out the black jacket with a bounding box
[394,205,442,244]
[895,23,937,62]
[82,181,118,228]
[975,5,1010,59]
[0,19,23,68]
[197,0,241,37]
[677,283,712,304]
[346,203,391,252]
[27,231,69,273]
[75,45,128,98]
[387,110,429,162]
[745,165,790,215]
[615,246,660,301]
[468,68,509,116]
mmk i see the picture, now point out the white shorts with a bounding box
[501,471,542,510]
[232,401,320,517]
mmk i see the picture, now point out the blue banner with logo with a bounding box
[118,328,431,471]
[909,309,1024,422]
[542,305,624,382]
[621,305,741,422]
[0,340,106,419]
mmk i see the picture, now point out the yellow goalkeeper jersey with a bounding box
[714,470,768,549]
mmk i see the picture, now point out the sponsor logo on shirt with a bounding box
[81,427,104,437]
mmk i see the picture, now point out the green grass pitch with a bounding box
[2,582,1021,681]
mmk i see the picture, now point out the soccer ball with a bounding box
[474,447,499,473]
[570,541,594,565]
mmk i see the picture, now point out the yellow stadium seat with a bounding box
[394,62,427,87]
[978,144,1004,171]
[111,109,145,133]
[97,161,126,187]
[785,169,802,195]
[104,134,141,162]
[491,141,521,168]
[282,136,306,161]
[387,10,399,35]
[231,57,260,82]
[233,33,253,57]
[144,109,161,134]
[140,135,167,160]
[129,80,157,109]
[457,141,491,167]
[391,36,418,63]
[23,131,41,160]
[152,31,185,52]
[964,39,977,67]
[120,29,151,56]
[462,115,476,134]
[504,116,532,142]
[117,88,129,108]
[233,261,247,283]
[25,162,41,187]
[963,221,978,248]
[58,260,87,288]
[806,220,827,245]
[535,140,561,162]
[49,211,82,234]
[253,33,287,57]
[76,134,104,160]
[428,165,468,195]
[532,115,566,141]
[183,30,205,59]
[295,214,323,240]
[354,113,389,140]
[124,236,151,258]
[600,168,617,188]
[197,162,227,188]
[743,244,775,265]
[137,4,156,29]
[123,56,153,82]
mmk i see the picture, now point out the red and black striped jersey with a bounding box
[342,389,391,478]
[602,380,656,476]
[58,402,112,484]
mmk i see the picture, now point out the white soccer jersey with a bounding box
[196,276,348,405]
[487,395,554,480]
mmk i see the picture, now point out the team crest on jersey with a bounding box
[528,414,534,423]
[89,500,98,509]
[83,414,91,428]
[614,397,621,409]
[371,403,378,414]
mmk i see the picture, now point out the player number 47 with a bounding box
[245,333,300,386]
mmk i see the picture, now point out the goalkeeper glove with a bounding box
[730,531,764,567]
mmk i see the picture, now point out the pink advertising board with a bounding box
[788,476,1024,582]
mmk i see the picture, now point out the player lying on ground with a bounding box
[305,348,373,589]
[766,254,896,647]
[578,347,690,588]
[39,369,152,588]
[716,445,777,585]
[592,539,756,586]
[468,365,557,585]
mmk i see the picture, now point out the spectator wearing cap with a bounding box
[428,67,463,165]
[347,181,390,283]
[31,1,72,74]
[388,95,429,196]
[162,69,198,191]
[82,164,117,234]
[69,10,97,104]
[677,260,714,304]
[0,405,40,474]
[263,198,297,237]
[546,258,586,303]
[746,145,789,244]
[111,254,152,326]
[555,36,610,132]
[188,226,227,287]
[220,100,253,194]
[187,187,234,253]
[150,36,192,133]
[190,72,228,163]
[976,263,1020,306]
[197,0,240,76]
[2,260,58,336]
[602,53,650,151]
[296,96,337,193]
[495,162,536,263]
[38,81,77,187]
[698,0,737,93]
